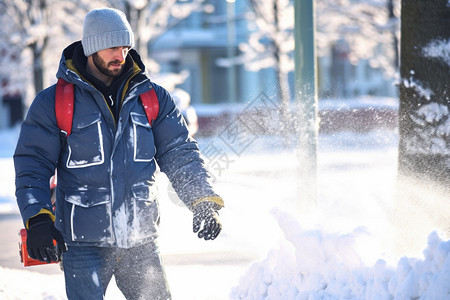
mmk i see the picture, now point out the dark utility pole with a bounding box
[399,0,450,192]
[394,0,450,253]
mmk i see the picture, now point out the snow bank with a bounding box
[0,267,66,299]
[0,158,16,214]
[230,209,450,300]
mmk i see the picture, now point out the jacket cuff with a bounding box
[26,208,55,229]
[192,196,224,209]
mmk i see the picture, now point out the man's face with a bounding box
[92,46,130,78]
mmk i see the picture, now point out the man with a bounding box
[14,8,223,300]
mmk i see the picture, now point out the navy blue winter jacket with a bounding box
[14,42,221,248]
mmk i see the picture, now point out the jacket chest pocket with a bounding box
[66,112,105,168]
[130,112,156,162]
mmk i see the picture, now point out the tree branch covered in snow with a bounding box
[1,0,207,105]
[317,0,400,77]
[221,0,400,104]
[119,0,208,76]
[0,0,104,103]
[234,0,400,77]
[240,0,294,74]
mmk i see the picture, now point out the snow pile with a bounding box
[231,209,450,300]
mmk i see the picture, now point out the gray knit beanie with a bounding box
[82,8,134,57]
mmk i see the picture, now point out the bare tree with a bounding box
[0,39,23,97]
[1,0,51,96]
[316,0,400,78]
[0,0,104,104]
[113,0,208,76]
[240,0,294,113]
[236,0,401,100]
[0,0,208,109]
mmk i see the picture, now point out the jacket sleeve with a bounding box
[152,84,223,210]
[14,86,61,227]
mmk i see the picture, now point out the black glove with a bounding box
[193,201,222,240]
[27,214,67,263]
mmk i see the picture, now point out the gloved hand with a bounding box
[27,214,67,263]
[193,201,222,240]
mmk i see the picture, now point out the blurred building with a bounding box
[319,40,397,99]
[150,0,397,106]
[0,0,397,129]
[150,0,273,104]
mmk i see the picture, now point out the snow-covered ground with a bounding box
[1,105,449,299]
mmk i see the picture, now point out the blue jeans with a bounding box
[62,241,171,300]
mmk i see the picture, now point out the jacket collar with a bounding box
[56,41,148,86]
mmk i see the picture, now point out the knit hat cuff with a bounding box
[82,29,134,57]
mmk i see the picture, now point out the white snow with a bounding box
[416,102,449,124]
[92,271,100,288]
[423,38,450,67]
[407,102,450,155]
[113,203,129,248]
[26,193,39,205]
[230,210,450,299]
[1,100,449,299]
[402,77,433,100]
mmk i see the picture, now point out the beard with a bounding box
[92,53,124,78]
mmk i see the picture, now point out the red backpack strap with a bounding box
[139,87,159,127]
[55,78,74,136]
